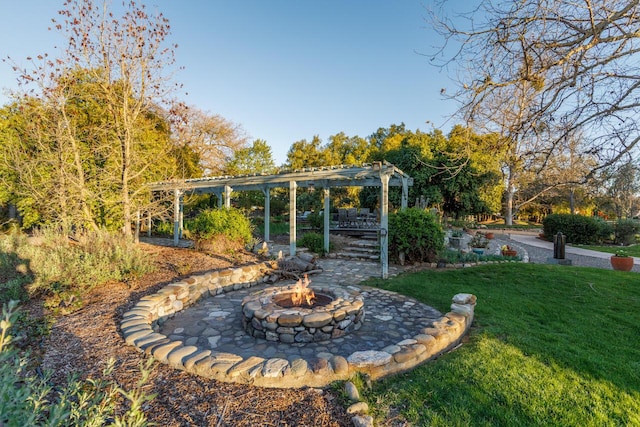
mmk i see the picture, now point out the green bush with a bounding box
[614,219,640,245]
[297,232,333,255]
[389,208,445,263]
[187,208,254,245]
[153,220,174,237]
[307,212,324,232]
[0,301,153,426]
[542,214,607,244]
[437,249,517,264]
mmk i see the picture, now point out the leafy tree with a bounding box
[325,132,371,166]
[601,161,640,219]
[285,135,332,169]
[225,139,277,209]
[4,0,184,234]
[431,0,640,221]
[225,139,276,175]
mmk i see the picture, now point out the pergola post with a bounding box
[289,181,297,256]
[173,188,181,246]
[380,173,391,279]
[401,176,409,210]
[147,211,152,237]
[323,185,330,254]
[224,185,232,208]
[262,186,271,242]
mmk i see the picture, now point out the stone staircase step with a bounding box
[343,246,379,255]
[335,251,380,260]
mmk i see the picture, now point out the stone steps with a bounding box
[336,238,380,260]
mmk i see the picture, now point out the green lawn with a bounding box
[572,243,640,257]
[361,264,640,426]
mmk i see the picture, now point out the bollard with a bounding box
[553,232,566,259]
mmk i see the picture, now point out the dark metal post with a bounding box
[553,232,566,259]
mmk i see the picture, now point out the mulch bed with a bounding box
[33,242,353,426]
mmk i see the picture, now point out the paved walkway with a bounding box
[496,231,640,272]
[158,257,442,364]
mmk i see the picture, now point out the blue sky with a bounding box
[0,1,461,166]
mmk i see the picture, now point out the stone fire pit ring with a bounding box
[241,284,365,343]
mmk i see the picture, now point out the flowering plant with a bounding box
[614,249,630,257]
[501,245,512,252]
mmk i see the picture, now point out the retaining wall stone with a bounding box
[121,260,477,388]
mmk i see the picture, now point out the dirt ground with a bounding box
[34,242,353,426]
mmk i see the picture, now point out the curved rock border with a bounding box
[121,261,477,388]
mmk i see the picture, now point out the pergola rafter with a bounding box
[148,162,413,278]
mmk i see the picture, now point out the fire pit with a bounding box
[241,275,365,343]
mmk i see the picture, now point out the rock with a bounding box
[452,293,476,305]
[262,358,289,378]
[303,312,332,328]
[330,355,349,375]
[347,350,392,368]
[345,381,360,402]
[167,345,199,366]
[351,415,374,427]
[278,313,303,327]
[289,358,308,377]
[227,356,265,378]
[347,402,369,415]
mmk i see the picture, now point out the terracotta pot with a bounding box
[485,232,495,239]
[502,250,517,257]
[611,255,634,271]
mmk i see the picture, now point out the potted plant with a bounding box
[611,249,634,271]
[469,234,489,254]
[501,244,517,257]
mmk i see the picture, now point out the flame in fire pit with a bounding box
[291,274,315,306]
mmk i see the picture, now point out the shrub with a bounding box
[542,214,607,244]
[297,232,333,255]
[0,301,153,426]
[153,220,174,237]
[389,208,444,263]
[307,212,324,232]
[1,228,153,312]
[614,219,640,245]
[187,208,254,245]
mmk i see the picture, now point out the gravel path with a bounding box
[493,232,640,273]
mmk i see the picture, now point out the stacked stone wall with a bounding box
[121,261,477,388]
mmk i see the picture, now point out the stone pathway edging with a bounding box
[120,261,477,388]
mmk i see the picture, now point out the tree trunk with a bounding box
[569,188,575,214]
[505,188,514,226]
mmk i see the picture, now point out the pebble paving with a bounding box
[159,257,443,362]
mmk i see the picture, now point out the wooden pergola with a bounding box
[148,162,412,278]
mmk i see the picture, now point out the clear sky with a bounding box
[0,0,460,166]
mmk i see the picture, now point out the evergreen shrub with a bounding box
[542,214,607,244]
[188,208,254,244]
[614,219,640,245]
[389,208,444,263]
[297,232,333,255]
